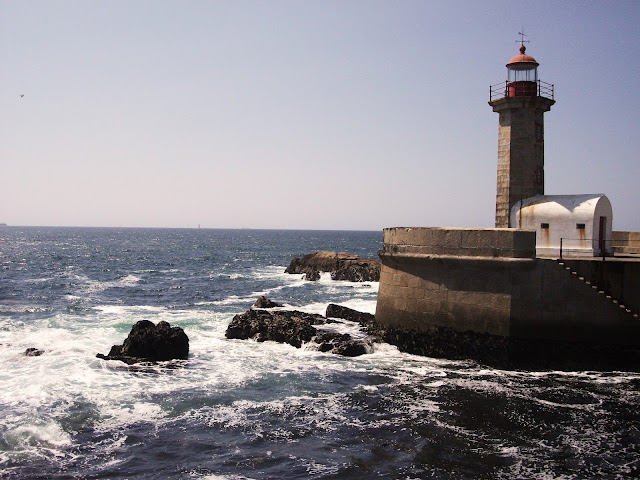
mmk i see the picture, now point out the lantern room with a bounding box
[506,44,539,97]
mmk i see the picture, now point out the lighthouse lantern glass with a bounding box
[508,65,538,83]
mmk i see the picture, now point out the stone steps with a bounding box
[557,260,639,319]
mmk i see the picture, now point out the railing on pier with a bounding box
[489,80,554,102]
[559,238,640,260]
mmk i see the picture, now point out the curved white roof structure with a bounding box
[511,194,613,257]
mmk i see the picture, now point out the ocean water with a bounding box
[0,227,638,479]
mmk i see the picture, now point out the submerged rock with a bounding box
[97,320,189,365]
[285,251,380,282]
[253,295,283,309]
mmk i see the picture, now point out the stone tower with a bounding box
[489,43,555,228]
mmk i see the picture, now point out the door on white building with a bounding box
[598,216,607,255]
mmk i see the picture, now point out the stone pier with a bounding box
[375,227,640,370]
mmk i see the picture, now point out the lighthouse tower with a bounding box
[489,41,555,228]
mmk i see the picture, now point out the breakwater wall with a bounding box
[612,231,640,255]
[375,227,640,370]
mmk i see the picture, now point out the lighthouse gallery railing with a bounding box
[489,80,554,102]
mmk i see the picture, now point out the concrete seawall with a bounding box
[375,227,640,370]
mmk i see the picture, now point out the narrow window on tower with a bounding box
[541,223,550,229]
[576,224,586,230]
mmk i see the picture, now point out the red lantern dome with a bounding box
[507,44,539,70]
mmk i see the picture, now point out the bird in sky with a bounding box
[19,94,24,98]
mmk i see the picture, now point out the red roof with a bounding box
[507,44,539,67]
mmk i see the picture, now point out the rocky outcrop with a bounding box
[314,332,371,356]
[285,251,380,282]
[253,295,283,308]
[226,309,322,349]
[326,304,375,326]
[97,320,189,365]
[225,302,376,356]
[24,347,44,357]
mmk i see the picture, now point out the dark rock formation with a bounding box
[24,347,44,357]
[253,295,283,309]
[371,322,640,371]
[226,301,376,356]
[376,324,508,364]
[324,305,512,363]
[314,332,372,356]
[226,309,323,349]
[97,320,189,365]
[285,251,380,282]
[326,304,375,326]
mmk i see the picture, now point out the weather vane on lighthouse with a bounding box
[517,29,530,51]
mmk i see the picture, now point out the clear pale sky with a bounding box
[1,1,639,230]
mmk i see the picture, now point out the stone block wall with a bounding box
[612,231,640,255]
[376,228,536,337]
[377,254,517,336]
[382,227,536,258]
[490,96,554,228]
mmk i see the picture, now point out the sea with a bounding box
[0,227,638,479]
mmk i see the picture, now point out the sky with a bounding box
[1,1,639,231]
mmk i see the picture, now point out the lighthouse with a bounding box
[489,41,555,228]
[489,38,613,257]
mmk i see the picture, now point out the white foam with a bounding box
[318,272,333,283]
[5,421,72,450]
[97,402,165,431]
[94,305,167,315]
[191,475,252,480]
[117,274,141,286]
[327,298,378,315]
[202,295,256,306]
[313,318,368,339]
[65,273,143,297]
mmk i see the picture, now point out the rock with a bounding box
[325,304,390,340]
[24,347,44,357]
[305,269,320,281]
[331,261,380,282]
[226,309,323,348]
[253,295,283,309]
[225,303,374,356]
[285,251,380,282]
[285,250,346,275]
[97,320,189,364]
[326,304,376,326]
[314,332,372,356]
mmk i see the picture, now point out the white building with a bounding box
[510,194,613,257]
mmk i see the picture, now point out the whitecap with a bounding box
[4,421,73,451]
[117,274,141,286]
[97,402,165,431]
[94,304,167,315]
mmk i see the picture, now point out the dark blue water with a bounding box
[1,227,639,479]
